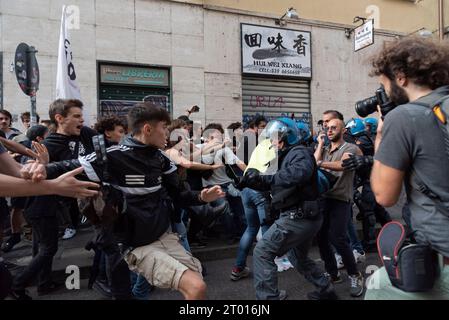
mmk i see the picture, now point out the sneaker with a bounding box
[62,228,76,240]
[307,283,339,300]
[349,272,364,297]
[335,253,344,269]
[274,257,284,272]
[2,234,21,253]
[353,249,366,263]
[78,215,91,229]
[281,257,294,271]
[325,272,343,284]
[230,266,250,281]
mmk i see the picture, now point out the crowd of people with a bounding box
[0,36,448,301]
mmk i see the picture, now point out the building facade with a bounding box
[0,0,444,129]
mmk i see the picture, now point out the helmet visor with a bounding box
[259,120,288,143]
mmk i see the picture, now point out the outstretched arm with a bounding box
[0,150,22,178]
[0,167,99,198]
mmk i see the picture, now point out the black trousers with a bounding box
[13,216,59,291]
[317,198,359,277]
[94,225,132,299]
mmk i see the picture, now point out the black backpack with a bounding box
[377,221,439,292]
[77,135,123,226]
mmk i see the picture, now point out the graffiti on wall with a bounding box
[242,112,312,129]
[249,95,286,108]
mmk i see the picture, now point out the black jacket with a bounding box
[248,145,318,211]
[47,135,205,247]
[24,127,96,219]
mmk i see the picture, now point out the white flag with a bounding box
[56,5,90,125]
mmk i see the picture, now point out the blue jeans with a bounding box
[253,212,330,300]
[130,272,152,300]
[235,188,269,268]
[173,221,190,252]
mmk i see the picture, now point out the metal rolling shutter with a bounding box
[242,77,310,118]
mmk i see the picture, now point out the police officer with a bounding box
[344,118,391,251]
[363,118,378,140]
[237,117,337,300]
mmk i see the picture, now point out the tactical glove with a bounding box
[342,155,373,171]
[235,168,271,191]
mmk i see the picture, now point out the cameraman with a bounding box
[367,37,449,299]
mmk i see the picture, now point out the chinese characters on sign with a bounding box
[241,24,311,78]
[293,35,307,56]
[268,33,287,53]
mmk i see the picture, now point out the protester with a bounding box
[27,102,225,300]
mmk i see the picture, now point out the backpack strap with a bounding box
[406,91,449,217]
[410,169,449,218]
[409,92,449,158]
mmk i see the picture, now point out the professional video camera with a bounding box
[355,86,396,117]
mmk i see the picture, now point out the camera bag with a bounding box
[377,221,439,292]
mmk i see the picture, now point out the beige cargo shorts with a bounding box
[124,232,203,290]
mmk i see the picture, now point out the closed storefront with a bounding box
[242,77,311,123]
[98,62,171,118]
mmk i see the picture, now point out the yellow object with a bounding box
[433,106,447,124]
[245,138,277,174]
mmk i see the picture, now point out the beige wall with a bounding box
[172,0,444,35]
[0,0,433,129]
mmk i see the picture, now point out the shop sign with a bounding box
[354,20,374,52]
[100,64,169,86]
[241,24,311,79]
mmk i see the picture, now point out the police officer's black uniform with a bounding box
[239,144,337,300]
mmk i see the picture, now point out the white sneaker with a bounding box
[281,257,294,271]
[274,257,284,272]
[274,256,292,272]
[62,228,76,240]
[353,249,366,263]
[335,253,344,269]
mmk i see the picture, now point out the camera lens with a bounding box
[355,95,379,118]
